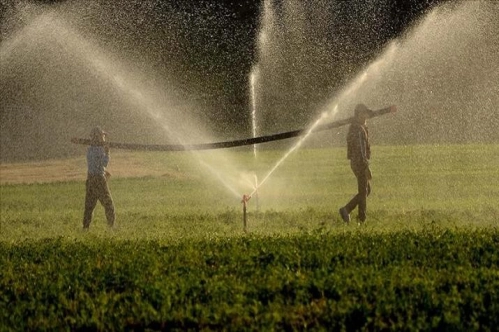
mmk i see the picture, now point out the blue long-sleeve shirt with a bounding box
[87,146,109,176]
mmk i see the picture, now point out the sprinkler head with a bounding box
[241,194,251,204]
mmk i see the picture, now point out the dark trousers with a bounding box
[344,161,371,222]
[83,175,115,228]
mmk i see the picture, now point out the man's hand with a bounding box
[366,166,372,180]
[104,145,110,155]
[364,160,372,180]
[389,105,397,113]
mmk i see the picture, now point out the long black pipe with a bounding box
[71,106,396,151]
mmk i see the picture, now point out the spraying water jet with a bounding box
[250,66,259,159]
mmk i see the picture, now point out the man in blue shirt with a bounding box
[83,126,115,229]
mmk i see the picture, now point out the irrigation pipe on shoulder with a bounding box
[71,106,396,151]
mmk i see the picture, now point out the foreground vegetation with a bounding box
[1,229,498,330]
[1,144,498,329]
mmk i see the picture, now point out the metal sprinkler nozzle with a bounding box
[241,194,251,204]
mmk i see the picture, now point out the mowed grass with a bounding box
[1,144,498,240]
[1,144,498,330]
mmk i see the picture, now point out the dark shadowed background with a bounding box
[2,0,497,162]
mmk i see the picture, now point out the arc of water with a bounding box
[249,110,332,197]
[250,66,259,158]
[5,11,246,198]
[249,42,399,198]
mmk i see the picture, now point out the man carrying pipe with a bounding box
[339,104,397,225]
[82,126,116,229]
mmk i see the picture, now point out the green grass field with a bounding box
[1,144,498,330]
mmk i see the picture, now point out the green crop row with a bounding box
[1,228,498,330]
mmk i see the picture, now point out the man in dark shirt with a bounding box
[83,126,115,229]
[339,104,374,224]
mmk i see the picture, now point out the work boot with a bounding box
[339,207,350,223]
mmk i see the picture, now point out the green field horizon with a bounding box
[1,144,498,240]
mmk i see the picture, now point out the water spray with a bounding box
[72,106,396,234]
[250,66,259,158]
[253,174,259,212]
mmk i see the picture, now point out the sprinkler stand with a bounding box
[241,194,251,232]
